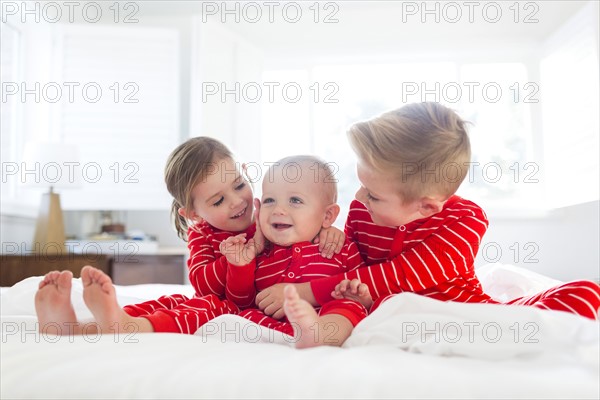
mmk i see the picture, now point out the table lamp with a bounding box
[22,142,81,254]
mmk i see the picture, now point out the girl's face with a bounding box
[354,162,423,227]
[183,158,254,232]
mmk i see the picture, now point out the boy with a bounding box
[278,102,600,348]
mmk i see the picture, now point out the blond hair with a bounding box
[266,155,338,204]
[164,136,233,240]
[348,102,471,203]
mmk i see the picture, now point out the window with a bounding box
[540,1,599,208]
[1,24,21,203]
[261,61,538,222]
[53,25,181,210]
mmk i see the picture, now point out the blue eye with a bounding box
[213,196,224,207]
[263,198,274,204]
[290,197,302,204]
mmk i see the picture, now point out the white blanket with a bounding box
[1,264,598,399]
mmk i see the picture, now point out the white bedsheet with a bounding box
[1,264,598,399]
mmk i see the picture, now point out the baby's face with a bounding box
[259,165,330,246]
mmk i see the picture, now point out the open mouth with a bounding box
[271,223,292,230]
[231,207,247,219]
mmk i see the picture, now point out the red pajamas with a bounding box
[227,240,369,334]
[123,294,240,334]
[123,222,255,333]
[311,198,600,320]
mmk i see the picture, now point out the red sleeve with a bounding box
[344,208,357,243]
[342,240,364,272]
[311,207,488,304]
[186,226,228,298]
[309,239,364,304]
[225,259,257,309]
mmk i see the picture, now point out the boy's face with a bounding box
[355,162,424,227]
[260,166,333,246]
[184,158,254,232]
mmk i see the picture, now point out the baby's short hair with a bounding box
[348,102,471,203]
[266,155,338,204]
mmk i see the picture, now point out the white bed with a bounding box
[1,264,598,399]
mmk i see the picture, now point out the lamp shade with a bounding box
[21,142,82,189]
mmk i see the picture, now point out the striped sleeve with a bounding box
[186,226,228,297]
[344,209,357,243]
[225,260,257,309]
[346,212,488,299]
[342,240,364,272]
[310,240,364,304]
[311,207,488,304]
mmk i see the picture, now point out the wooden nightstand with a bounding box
[0,254,112,287]
[112,254,185,285]
[0,252,185,287]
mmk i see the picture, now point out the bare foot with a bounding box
[82,266,152,334]
[283,284,321,349]
[35,270,78,335]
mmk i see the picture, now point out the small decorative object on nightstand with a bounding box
[22,142,81,254]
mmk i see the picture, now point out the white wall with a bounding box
[475,201,599,281]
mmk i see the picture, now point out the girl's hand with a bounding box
[314,226,345,259]
[332,279,373,309]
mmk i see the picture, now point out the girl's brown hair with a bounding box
[164,137,233,240]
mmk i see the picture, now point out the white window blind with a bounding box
[1,24,21,201]
[541,1,599,208]
[55,26,180,210]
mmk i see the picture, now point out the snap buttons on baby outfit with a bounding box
[399,225,406,232]
[288,272,295,278]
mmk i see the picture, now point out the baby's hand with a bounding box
[314,226,345,259]
[219,233,256,266]
[332,279,373,309]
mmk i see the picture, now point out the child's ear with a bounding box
[178,207,202,222]
[418,197,445,218]
[322,204,341,228]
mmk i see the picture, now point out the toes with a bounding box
[283,285,298,301]
[39,271,59,288]
[80,266,93,285]
[57,271,73,288]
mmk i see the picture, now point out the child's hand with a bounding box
[251,198,266,256]
[255,283,287,319]
[219,233,256,266]
[314,226,345,259]
[332,279,373,309]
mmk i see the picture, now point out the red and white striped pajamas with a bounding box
[122,222,255,333]
[310,198,600,320]
[227,240,368,336]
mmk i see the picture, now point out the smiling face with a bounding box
[181,157,254,232]
[354,162,426,227]
[259,161,338,247]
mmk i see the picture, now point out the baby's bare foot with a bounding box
[283,285,321,349]
[35,270,78,335]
